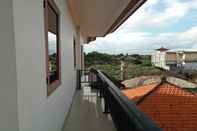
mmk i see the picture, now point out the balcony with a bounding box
[63,69,162,131]
[63,85,116,131]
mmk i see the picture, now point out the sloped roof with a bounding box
[156,47,169,51]
[122,82,197,131]
[122,83,158,102]
[122,76,161,89]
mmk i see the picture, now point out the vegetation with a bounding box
[85,51,164,81]
[49,53,57,73]
[49,53,57,83]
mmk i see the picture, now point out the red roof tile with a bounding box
[156,47,169,51]
[122,83,158,102]
[122,83,197,131]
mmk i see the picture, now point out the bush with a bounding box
[141,59,152,66]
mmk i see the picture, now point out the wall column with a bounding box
[0,0,19,130]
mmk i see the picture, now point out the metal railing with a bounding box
[88,69,162,131]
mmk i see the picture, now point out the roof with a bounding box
[122,76,161,89]
[156,47,169,51]
[122,82,197,131]
[122,83,158,102]
[167,49,197,53]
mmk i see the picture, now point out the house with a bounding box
[151,47,197,71]
[0,0,148,131]
[151,47,170,70]
[122,80,197,130]
[166,50,197,71]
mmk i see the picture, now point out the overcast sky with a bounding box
[84,0,197,55]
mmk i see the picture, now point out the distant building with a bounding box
[151,47,170,70]
[151,47,197,71]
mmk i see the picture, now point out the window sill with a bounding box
[47,80,61,97]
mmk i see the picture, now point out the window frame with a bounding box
[73,38,77,69]
[81,45,83,69]
[44,0,61,96]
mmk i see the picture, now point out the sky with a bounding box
[48,32,57,55]
[84,0,197,55]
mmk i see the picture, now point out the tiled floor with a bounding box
[62,84,116,131]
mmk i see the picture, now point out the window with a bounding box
[44,0,61,96]
[73,38,76,69]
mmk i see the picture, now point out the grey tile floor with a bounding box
[62,85,116,131]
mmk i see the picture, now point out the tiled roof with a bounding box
[122,82,197,131]
[122,76,161,89]
[122,83,158,102]
[156,47,169,51]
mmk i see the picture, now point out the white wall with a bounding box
[75,28,85,70]
[152,51,169,70]
[0,0,19,130]
[13,0,77,131]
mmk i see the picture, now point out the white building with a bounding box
[151,47,170,70]
[0,0,147,131]
[152,47,197,71]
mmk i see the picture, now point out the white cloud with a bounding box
[152,0,197,25]
[48,32,57,54]
[146,0,160,6]
[85,26,197,54]
[117,0,197,32]
[85,0,197,54]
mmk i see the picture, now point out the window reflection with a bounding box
[48,31,57,84]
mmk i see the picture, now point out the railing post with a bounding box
[100,81,110,113]
[97,77,103,98]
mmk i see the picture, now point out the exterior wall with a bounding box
[75,28,84,70]
[153,51,197,71]
[166,52,197,69]
[166,52,197,63]
[12,0,79,131]
[151,51,169,70]
[185,52,197,62]
[166,53,177,62]
[0,0,19,130]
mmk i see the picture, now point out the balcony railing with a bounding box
[77,69,162,131]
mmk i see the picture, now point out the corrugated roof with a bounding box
[122,82,197,131]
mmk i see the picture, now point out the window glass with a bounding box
[48,32,58,84]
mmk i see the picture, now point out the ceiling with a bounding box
[67,0,147,39]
